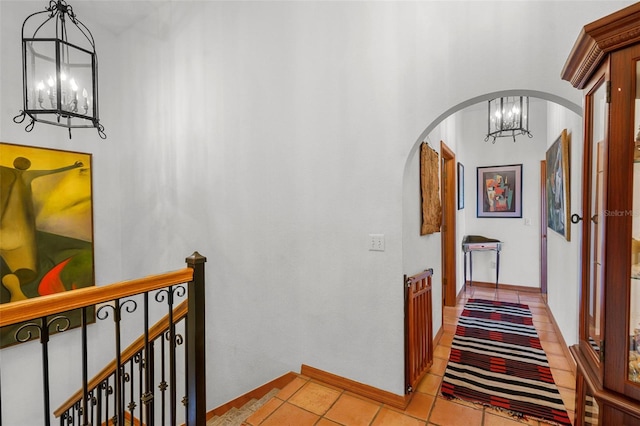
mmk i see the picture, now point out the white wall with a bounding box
[0,2,129,425]
[546,103,583,346]
[405,98,582,345]
[0,1,635,424]
[402,116,459,339]
[458,99,548,288]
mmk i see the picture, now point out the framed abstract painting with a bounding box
[476,164,522,218]
[0,142,94,346]
[546,129,570,241]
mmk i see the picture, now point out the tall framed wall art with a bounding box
[545,129,570,241]
[0,142,94,346]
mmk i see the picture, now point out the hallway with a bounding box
[243,286,575,426]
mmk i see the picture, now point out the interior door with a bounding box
[440,141,456,307]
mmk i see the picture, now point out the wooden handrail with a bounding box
[53,299,189,417]
[0,268,193,328]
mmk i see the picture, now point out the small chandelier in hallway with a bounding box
[484,96,532,143]
[13,0,106,139]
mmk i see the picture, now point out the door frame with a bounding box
[440,141,457,307]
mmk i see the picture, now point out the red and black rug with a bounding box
[440,298,572,426]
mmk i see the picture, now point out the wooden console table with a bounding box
[462,235,502,289]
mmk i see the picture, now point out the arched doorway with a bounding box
[402,89,582,332]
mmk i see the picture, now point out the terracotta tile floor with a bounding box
[244,287,576,426]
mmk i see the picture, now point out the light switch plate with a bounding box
[369,234,385,251]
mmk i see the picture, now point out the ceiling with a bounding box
[68,0,168,35]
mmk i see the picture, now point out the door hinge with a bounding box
[606,81,611,104]
[599,340,605,363]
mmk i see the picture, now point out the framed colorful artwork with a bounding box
[457,162,464,210]
[476,164,522,218]
[546,129,570,241]
[0,142,94,347]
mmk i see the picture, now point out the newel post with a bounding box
[186,251,207,426]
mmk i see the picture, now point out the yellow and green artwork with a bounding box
[0,142,94,347]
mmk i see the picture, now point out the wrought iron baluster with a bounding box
[142,292,154,426]
[156,285,185,426]
[115,300,123,426]
[74,401,81,426]
[183,318,189,422]
[15,315,70,426]
[81,307,89,426]
[87,390,96,426]
[61,410,69,426]
[159,332,167,426]
[173,330,184,426]
[168,286,177,426]
[104,379,114,426]
[96,380,104,426]
[146,340,155,426]
[126,358,135,425]
[135,352,143,426]
[122,369,129,426]
[97,298,137,426]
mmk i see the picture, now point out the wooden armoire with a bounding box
[562,3,640,425]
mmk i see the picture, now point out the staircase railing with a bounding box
[0,251,207,426]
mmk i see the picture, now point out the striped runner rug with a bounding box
[440,298,572,426]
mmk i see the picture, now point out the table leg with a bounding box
[469,251,473,288]
[495,250,500,289]
[463,251,467,292]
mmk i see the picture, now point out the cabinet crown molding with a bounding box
[562,2,640,89]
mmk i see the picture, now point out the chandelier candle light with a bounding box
[13,0,106,139]
[485,96,532,143]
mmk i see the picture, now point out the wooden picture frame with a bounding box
[546,129,571,241]
[0,142,95,347]
[476,164,522,218]
[457,162,464,210]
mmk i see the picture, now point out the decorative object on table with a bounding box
[0,142,95,347]
[484,96,533,143]
[546,129,571,241]
[476,164,522,218]
[441,298,572,426]
[13,0,106,139]
[457,162,464,210]
[420,142,442,235]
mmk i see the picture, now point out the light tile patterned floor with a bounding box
[243,287,576,426]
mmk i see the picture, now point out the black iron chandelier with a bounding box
[484,96,531,143]
[13,0,106,139]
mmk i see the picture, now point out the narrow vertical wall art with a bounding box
[546,129,571,241]
[420,142,442,235]
[457,162,465,210]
